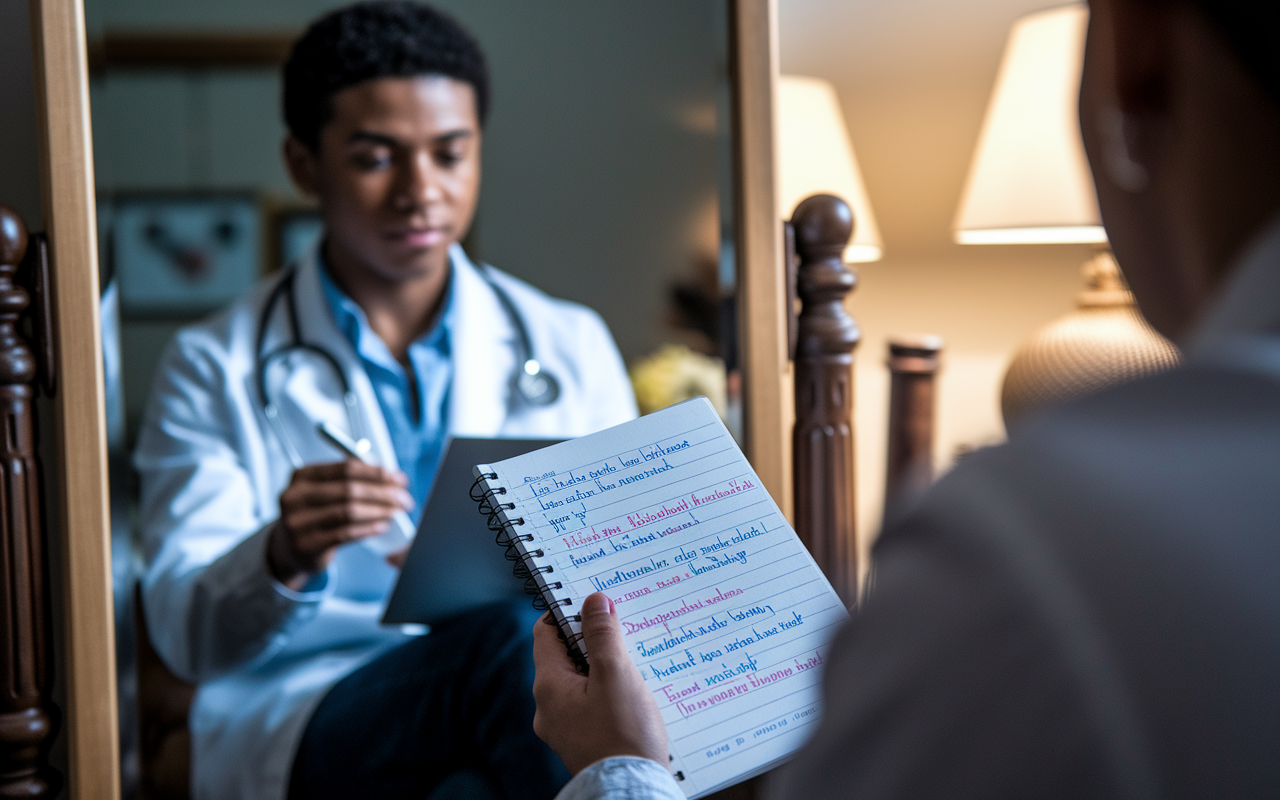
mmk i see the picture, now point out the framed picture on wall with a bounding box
[111,192,261,316]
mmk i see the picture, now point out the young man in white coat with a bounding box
[134,4,637,799]
[529,0,1280,797]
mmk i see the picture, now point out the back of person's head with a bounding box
[1185,0,1280,105]
[283,1,490,152]
[1082,0,1280,338]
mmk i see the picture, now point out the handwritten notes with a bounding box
[476,398,848,798]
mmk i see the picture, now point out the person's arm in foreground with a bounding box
[531,592,683,800]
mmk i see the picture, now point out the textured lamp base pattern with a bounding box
[1002,250,1180,427]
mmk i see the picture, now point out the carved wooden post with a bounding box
[0,206,59,797]
[884,335,943,512]
[791,195,859,603]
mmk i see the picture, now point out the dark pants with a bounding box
[288,601,569,800]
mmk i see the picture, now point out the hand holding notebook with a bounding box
[472,397,849,797]
[530,592,671,774]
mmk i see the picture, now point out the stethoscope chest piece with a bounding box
[517,358,560,406]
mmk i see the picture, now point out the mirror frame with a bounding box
[728,0,791,517]
[28,0,787,794]
[30,0,120,796]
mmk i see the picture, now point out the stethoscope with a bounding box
[254,261,561,468]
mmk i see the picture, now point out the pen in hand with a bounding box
[316,422,418,545]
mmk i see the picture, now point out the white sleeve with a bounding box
[556,758,684,800]
[134,333,329,683]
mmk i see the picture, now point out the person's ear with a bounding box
[283,135,321,199]
[1108,0,1173,121]
[1088,0,1177,195]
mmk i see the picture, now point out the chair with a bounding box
[787,195,861,602]
[136,589,502,800]
[785,195,941,602]
[0,207,61,798]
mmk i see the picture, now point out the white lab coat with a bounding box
[135,244,638,800]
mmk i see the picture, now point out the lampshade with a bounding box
[953,4,1105,245]
[777,75,883,263]
[956,3,1180,427]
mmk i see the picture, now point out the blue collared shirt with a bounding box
[318,262,455,520]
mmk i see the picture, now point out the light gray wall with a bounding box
[1,0,44,226]
[89,0,724,436]
[89,1,722,345]
[432,1,722,363]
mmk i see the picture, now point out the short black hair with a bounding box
[1190,1,1280,105]
[283,1,490,151]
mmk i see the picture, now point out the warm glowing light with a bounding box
[778,75,883,263]
[956,226,1107,245]
[844,243,884,263]
[954,5,1105,246]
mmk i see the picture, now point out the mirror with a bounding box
[88,2,742,444]
[85,1,750,795]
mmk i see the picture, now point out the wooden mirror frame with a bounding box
[24,0,786,795]
[730,0,792,520]
[29,0,120,796]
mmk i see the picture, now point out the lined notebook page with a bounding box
[476,398,849,797]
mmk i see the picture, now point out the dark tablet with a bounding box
[382,436,561,625]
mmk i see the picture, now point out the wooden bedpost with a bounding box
[0,206,60,797]
[884,335,942,512]
[790,194,859,603]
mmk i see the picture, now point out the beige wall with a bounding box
[779,0,1096,551]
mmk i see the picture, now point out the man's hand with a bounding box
[268,460,413,590]
[531,592,669,775]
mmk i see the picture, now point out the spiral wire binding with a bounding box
[470,472,590,674]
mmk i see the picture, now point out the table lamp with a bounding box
[953,3,1178,427]
[778,75,882,263]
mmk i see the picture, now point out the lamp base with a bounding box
[1001,250,1180,428]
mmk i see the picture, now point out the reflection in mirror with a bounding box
[87,2,740,796]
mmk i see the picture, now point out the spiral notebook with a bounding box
[471,397,849,798]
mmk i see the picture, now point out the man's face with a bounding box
[287,75,482,283]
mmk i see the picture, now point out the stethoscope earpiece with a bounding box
[256,261,563,451]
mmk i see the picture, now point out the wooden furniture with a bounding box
[0,208,59,797]
[87,32,295,71]
[788,195,859,603]
[731,0,791,517]
[135,587,194,800]
[885,335,943,510]
[29,0,120,796]
[784,197,946,601]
